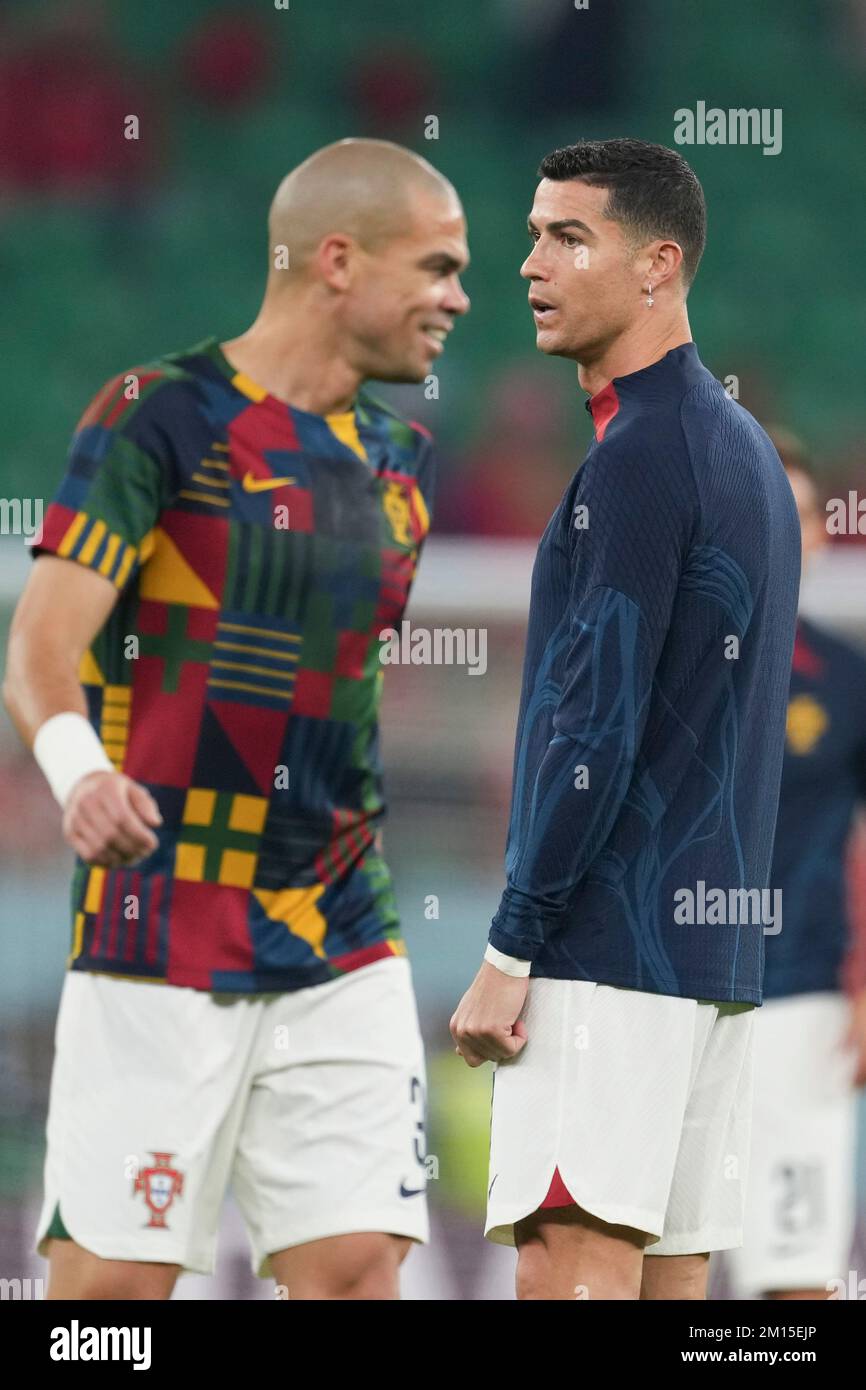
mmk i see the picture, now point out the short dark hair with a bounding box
[538,138,707,289]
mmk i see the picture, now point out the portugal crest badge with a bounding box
[786,693,829,756]
[133,1151,184,1229]
[383,481,413,546]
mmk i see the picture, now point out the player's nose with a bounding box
[520,248,545,280]
[442,275,470,316]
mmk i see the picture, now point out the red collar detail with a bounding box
[588,382,620,443]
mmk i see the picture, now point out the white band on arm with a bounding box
[33,712,114,809]
[484,942,532,978]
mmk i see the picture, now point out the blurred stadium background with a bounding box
[0,0,865,1298]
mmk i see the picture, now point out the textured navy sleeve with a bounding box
[488,439,695,961]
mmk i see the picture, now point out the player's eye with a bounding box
[562,234,582,248]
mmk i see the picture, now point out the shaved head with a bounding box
[231,137,469,388]
[267,138,458,285]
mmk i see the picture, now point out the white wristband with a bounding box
[33,712,114,809]
[484,943,532,977]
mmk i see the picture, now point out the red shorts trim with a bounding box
[540,1166,576,1209]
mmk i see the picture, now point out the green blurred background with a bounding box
[0,0,864,1299]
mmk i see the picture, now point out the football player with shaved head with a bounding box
[4,138,469,1300]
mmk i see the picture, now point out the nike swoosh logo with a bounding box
[399,1182,426,1198]
[242,473,297,492]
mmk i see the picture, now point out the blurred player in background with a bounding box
[725,439,866,1300]
[451,138,801,1300]
[3,138,469,1300]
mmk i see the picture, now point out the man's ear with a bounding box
[650,239,684,291]
[316,233,356,292]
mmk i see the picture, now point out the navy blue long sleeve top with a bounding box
[489,343,802,1004]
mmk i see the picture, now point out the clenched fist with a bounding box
[450,960,529,1067]
[63,770,163,868]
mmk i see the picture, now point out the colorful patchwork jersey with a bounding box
[35,337,434,992]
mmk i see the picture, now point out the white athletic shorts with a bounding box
[485,979,755,1255]
[725,991,858,1297]
[36,956,429,1277]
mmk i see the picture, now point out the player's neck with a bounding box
[221,305,363,417]
[576,309,692,399]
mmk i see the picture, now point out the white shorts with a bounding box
[725,992,858,1297]
[485,979,755,1256]
[36,957,429,1277]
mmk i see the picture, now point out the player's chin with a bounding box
[533,324,560,351]
[377,355,435,385]
[534,327,577,359]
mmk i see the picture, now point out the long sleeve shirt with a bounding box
[489,343,801,1004]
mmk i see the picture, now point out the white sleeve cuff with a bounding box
[484,943,532,977]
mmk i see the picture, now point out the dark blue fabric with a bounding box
[764,618,866,998]
[489,343,802,1003]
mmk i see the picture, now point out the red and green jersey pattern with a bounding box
[35,337,435,992]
